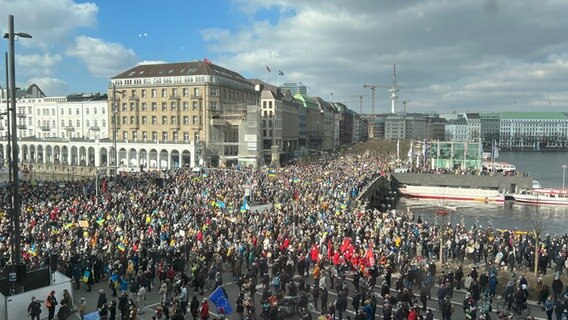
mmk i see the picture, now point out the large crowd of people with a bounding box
[1,150,568,320]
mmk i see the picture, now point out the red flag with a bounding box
[266,65,271,72]
[204,58,212,65]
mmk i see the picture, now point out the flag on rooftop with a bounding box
[266,65,271,72]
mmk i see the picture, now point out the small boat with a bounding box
[513,188,568,205]
[398,185,505,203]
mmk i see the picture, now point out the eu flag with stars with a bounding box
[208,286,233,315]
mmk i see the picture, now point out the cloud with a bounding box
[17,53,62,76]
[138,60,168,66]
[0,0,98,49]
[66,36,137,78]
[206,0,568,113]
[26,77,69,96]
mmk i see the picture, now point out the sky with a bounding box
[1,0,568,114]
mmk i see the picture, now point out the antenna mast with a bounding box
[389,63,399,114]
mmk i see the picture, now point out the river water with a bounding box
[395,151,568,236]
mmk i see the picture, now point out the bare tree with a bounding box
[526,203,552,276]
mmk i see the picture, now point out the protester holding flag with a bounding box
[200,298,209,320]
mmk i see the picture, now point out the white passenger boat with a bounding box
[513,188,568,205]
[398,185,505,203]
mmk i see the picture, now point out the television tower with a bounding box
[389,63,399,114]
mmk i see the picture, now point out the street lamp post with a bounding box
[563,165,567,190]
[4,52,12,182]
[4,14,32,283]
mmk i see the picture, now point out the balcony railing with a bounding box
[17,124,27,129]
[17,113,26,119]
[40,126,51,131]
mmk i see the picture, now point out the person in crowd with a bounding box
[46,290,58,320]
[27,296,42,320]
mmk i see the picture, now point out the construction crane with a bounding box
[362,85,377,115]
[363,84,389,114]
[349,95,366,114]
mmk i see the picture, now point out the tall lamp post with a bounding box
[562,164,567,190]
[4,15,32,276]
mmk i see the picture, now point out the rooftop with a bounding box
[112,60,251,85]
[500,112,568,120]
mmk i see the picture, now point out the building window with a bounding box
[61,120,65,127]
[152,102,157,111]
[210,102,217,110]
[152,116,157,125]
[61,109,64,115]
[130,116,135,125]
[193,88,200,97]
[162,131,168,141]
[194,131,200,141]
[183,116,189,125]
[142,131,147,140]
[86,108,90,115]
[192,116,198,125]
[152,89,157,98]
[183,102,188,111]
[162,116,167,125]
[130,103,135,111]
[192,101,198,110]
[161,102,167,111]
[94,108,97,115]
[173,132,178,141]
[171,116,177,125]
[141,103,147,111]
[171,102,176,111]
[161,88,167,97]
[102,120,106,127]
[183,88,188,97]
[121,103,127,112]
[142,116,147,124]
[77,120,80,127]
[172,88,177,97]
[141,89,146,98]
[86,120,90,127]
[133,131,137,140]
[183,132,189,141]
[210,87,218,96]
[130,89,136,97]
[123,132,128,140]
[152,131,157,140]
[122,116,127,125]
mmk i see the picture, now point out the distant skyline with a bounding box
[1,0,567,114]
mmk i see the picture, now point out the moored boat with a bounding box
[512,188,568,205]
[398,185,505,203]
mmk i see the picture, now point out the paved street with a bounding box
[57,265,548,320]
